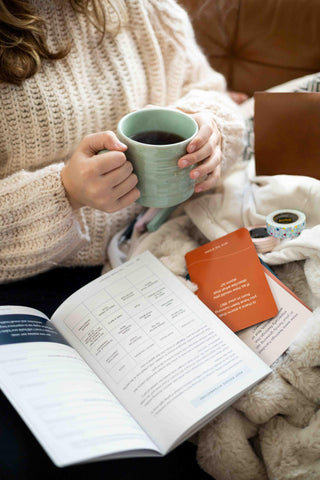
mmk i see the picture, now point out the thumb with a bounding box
[81,131,127,156]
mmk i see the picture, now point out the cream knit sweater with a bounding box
[0,0,244,283]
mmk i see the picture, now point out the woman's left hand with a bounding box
[178,111,222,193]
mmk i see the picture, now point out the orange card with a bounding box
[185,228,278,332]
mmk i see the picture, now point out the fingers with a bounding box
[179,141,217,173]
[178,131,221,179]
[190,144,221,178]
[75,168,139,213]
[108,188,141,213]
[190,145,221,192]
[95,170,140,212]
[94,151,128,175]
[187,122,216,155]
[61,129,141,213]
[88,161,139,210]
[112,183,141,211]
[80,131,130,175]
[178,118,220,169]
[80,131,127,156]
[194,164,221,193]
[177,112,222,193]
[103,162,138,192]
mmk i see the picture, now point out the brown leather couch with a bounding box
[179,0,320,96]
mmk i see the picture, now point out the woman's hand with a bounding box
[178,111,222,193]
[61,131,140,212]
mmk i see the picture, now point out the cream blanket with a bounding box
[113,74,320,479]
[126,158,320,480]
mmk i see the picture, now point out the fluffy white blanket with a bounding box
[127,158,320,480]
[117,74,320,479]
[185,159,320,310]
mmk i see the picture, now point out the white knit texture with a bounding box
[0,0,244,283]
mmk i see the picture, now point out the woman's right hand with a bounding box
[61,131,140,212]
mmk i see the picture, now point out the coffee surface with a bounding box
[131,130,185,145]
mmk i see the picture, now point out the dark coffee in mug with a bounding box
[117,108,198,207]
[131,130,185,145]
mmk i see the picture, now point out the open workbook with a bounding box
[0,251,270,468]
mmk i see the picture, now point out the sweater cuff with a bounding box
[0,163,90,282]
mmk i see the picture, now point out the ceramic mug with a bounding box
[116,108,198,208]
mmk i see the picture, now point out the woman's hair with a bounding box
[0,0,125,85]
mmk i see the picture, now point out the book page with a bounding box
[52,251,270,454]
[237,269,312,365]
[0,306,159,467]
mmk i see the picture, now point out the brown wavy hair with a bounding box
[0,0,124,85]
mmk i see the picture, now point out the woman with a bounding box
[0,0,245,283]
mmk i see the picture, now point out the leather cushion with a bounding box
[179,0,320,95]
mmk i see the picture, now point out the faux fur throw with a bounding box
[126,158,320,479]
[197,306,320,480]
[119,74,320,479]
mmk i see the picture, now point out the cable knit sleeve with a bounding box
[0,162,143,283]
[0,163,90,283]
[144,0,245,174]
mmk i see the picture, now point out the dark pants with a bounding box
[0,267,211,480]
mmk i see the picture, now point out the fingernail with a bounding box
[188,144,196,153]
[115,141,127,149]
[180,159,188,168]
[195,186,203,192]
[191,170,200,179]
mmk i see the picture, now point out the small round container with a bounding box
[247,225,280,253]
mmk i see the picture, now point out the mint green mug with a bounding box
[116,108,198,208]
